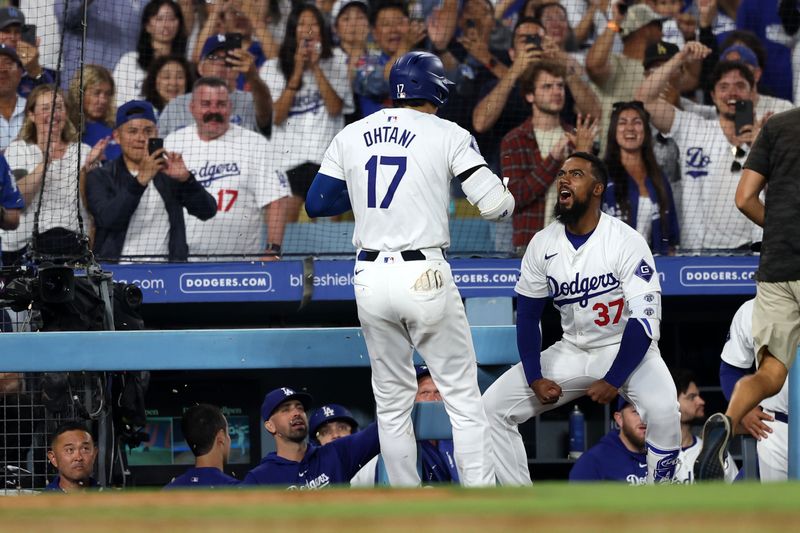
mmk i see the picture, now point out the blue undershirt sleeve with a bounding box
[603,319,652,388]
[517,294,547,385]
[720,360,750,402]
[305,173,352,217]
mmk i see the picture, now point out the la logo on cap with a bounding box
[657,43,666,55]
[323,406,335,417]
[281,387,295,396]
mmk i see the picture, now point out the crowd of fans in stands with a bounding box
[0,0,798,263]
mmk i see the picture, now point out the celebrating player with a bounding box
[305,51,514,487]
[482,152,681,485]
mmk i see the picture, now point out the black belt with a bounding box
[774,411,788,424]
[357,250,426,262]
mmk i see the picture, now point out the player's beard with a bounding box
[621,424,646,452]
[553,193,591,226]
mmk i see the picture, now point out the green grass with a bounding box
[3,483,800,533]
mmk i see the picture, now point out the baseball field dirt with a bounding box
[1,482,798,532]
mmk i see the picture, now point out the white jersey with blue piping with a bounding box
[318,107,486,252]
[516,212,661,349]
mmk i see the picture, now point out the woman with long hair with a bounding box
[141,55,195,113]
[67,65,121,161]
[259,3,351,221]
[2,85,106,263]
[113,0,188,105]
[332,0,369,124]
[603,101,679,255]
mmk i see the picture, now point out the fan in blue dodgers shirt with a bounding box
[569,397,648,484]
[164,404,240,489]
[242,387,379,489]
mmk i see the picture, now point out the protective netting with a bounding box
[0,0,794,264]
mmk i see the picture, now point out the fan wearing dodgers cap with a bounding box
[158,33,272,138]
[85,100,216,262]
[242,387,379,489]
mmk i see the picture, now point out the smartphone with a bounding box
[524,34,542,50]
[734,100,754,135]
[225,32,243,51]
[147,137,164,157]
[21,24,36,46]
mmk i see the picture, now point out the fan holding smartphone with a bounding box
[0,7,56,97]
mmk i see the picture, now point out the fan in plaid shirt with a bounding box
[500,61,598,253]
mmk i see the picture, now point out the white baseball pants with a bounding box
[354,250,495,487]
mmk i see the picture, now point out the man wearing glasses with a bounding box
[636,41,767,253]
[158,34,272,138]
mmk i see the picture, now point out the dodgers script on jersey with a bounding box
[165,124,290,256]
[317,108,486,251]
[516,212,661,349]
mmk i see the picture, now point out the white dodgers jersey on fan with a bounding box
[516,213,661,349]
[165,124,290,256]
[318,108,486,251]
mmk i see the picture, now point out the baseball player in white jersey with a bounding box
[720,298,789,481]
[305,51,515,487]
[164,76,290,260]
[482,152,681,485]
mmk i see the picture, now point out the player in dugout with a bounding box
[482,152,681,485]
[242,387,379,489]
[164,403,240,489]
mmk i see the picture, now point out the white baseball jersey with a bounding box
[668,109,762,250]
[165,124,290,257]
[721,298,789,482]
[318,107,486,251]
[675,436,738,483]
[260,48,353,172]
[721,298,789,415]
[516,212,661,350]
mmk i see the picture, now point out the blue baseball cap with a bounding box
[415,365,431,379]
[616,396,631,412]
[721,45,759,69]
[0,7,25,30]
[115,100,157,128]
[200,34,234,60]
[0,43,22,68]
[260,387,313,420]
[308,403,358,437]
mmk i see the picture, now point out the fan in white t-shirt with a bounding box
[638,42,765,252]
[164,77,290,260]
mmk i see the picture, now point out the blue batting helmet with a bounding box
[389,51,454,107]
